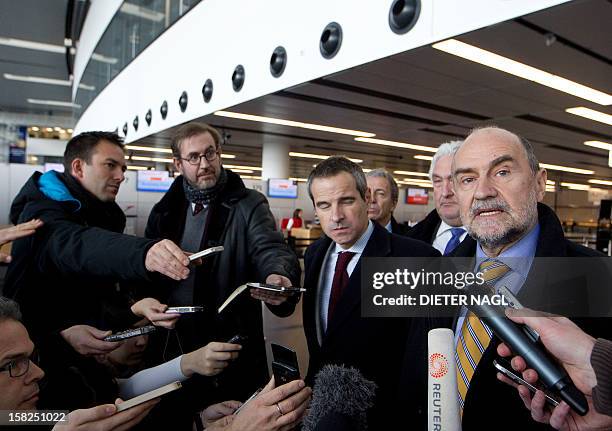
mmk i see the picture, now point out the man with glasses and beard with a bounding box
[449,127,612,429]
[143,122,300,429]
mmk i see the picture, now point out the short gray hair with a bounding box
[307,156,368,203]
[429,140,463,180]
[0,297,22,322]
[366,168,399,204]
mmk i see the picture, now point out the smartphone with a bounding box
[165,306,204,314]
[247,282,305,294]
[115,381,182,412]
[493,359,560,407]
[189,245,224,262]
[104,325,156,342]
[227,334,248,345]
[271,343,300,386]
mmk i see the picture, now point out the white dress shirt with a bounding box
[317,221,374,337]
[431,220,467,254]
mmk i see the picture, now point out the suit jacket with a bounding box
[452,203,612,430]
[303,222,446,428]
[390,216,410,236]
[406,209,441,244]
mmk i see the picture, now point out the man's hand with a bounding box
[131,298,179,329]
[226,378,311,431]
[250,274,294,306]
[60,325,121,356]
[145,239,190,280]
[52,398,158,431]
[0,219,43,263]
[201,401,242,427]
[180,342,241,377]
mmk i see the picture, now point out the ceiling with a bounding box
[134,0,612,188]
[0,0,73,116]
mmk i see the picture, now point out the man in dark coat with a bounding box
[365,168,410,235]
[302,156,445,429]
[142,123,301,418]
[449,126,612,430]
[406,140,468,255]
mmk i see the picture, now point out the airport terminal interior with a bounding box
[0,0,611,428]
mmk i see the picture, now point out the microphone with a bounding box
[302,364,377,431]
[428,328,461,431]
[464,284,588,415]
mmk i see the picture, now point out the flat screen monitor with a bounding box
[268,179,298,199]
[406,187,429,205]
[137,170,173,192]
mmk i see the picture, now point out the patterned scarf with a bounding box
[182,167,228,205]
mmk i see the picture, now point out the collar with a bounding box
[476,223,540,278]
[436,220,465,238]
[384,220,392,233]
[334,220,374,255]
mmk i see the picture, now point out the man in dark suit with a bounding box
[449,126,612,430]
[407,140,468,255]
[302,156,444,428]
[366,168,409,235]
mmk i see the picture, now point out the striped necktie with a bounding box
[455,259,511,410]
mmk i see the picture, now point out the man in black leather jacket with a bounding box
[143,122,301,425]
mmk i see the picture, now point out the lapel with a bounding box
[323,223,391,342]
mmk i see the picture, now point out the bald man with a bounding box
[449,126,612,430]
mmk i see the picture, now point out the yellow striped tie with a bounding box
[455,259,510,410]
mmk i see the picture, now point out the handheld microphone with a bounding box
[428,328,461,431]
[464,284,588,416]
[302,364,377,431]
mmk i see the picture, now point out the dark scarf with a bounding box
[61,172,126,233]
[182,167,228,205]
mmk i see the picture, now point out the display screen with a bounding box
[268,179,298,199]
[137,170,173,192]
[406,187,429,205]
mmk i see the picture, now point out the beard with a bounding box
[465,187,538,250]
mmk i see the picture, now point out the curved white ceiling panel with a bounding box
[74,0,570,140]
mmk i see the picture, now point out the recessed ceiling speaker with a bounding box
[145,109,152,126]
[319,22,342,59]
[160,100,168,119]
[202,79,213,103]
[133,116,139,131]
[232,65,245,92]
[270,46,287,77]
[388,0,420,34]
[179,91,188,112]
[122,122,128,136]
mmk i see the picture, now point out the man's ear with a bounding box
[71,158,85,179]
[173,158,183,175]
[535,168,547,202]
[364,187,372,205]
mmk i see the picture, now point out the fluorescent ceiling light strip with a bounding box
[361,168,372,173]
[130,155,172,163]
[589,179,612,186]
[214,111,375,138]
[432,39,612,105]
[539,163,594,175]
[566,107,612,126]
[125,145,172,154]
[403,178,432,183]
[414,155,433,161]
[546,180,555,185]
[0,37,65,53]
[127,166,149,170]
[4,73,95,91]
[584,141,612,151]
[289,178,307,182]
[231,169,254,174]
[27,98,81,108]
[355,137,438,153]
[400,181,433,188]
[560,182,591,190]
[393,170,429,177]
[224,164,262,171]
[91,52,119,65]
[120,2,165,22]
[240,175,262,180]
[289,151,363,163]
[221,154,236,159]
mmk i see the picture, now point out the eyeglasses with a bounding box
[0,350,39,378]
[179,147,219,165]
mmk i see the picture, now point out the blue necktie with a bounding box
[443,227,465,255]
